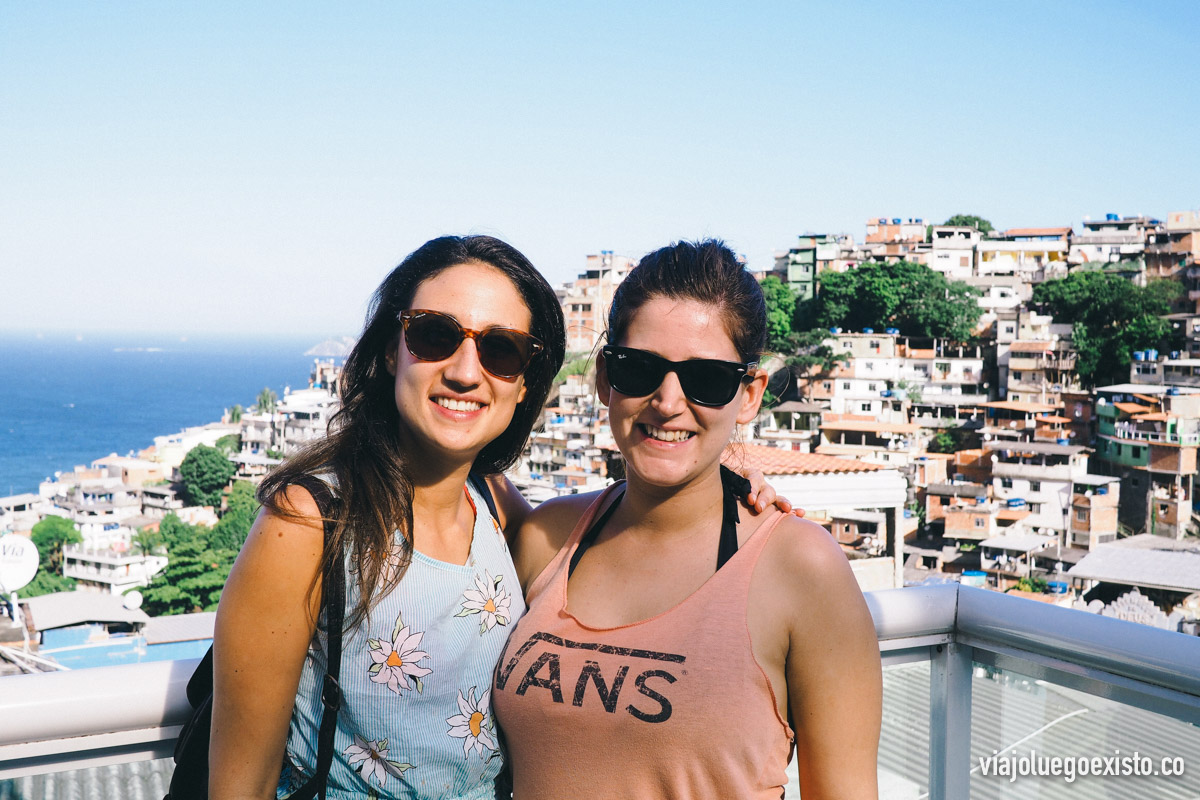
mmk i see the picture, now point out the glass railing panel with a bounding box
[783,660,932,799]
[0,757,174,800]
[968,661,1200,799]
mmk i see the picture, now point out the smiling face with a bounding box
[387,261,533,473]
[599,295,767,492]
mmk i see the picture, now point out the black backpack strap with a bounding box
[467,471,501,523]
[286,475,345,800]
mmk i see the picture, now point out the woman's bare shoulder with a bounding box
[758,516,863,601]
[512,490,604,590]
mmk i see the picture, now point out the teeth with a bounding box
[643,425,693,442]
[436,397,482,412]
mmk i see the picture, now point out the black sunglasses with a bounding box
[601,345,756,407]
[398,309,544,379]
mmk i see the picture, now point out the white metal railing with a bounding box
[1,586,1198,797]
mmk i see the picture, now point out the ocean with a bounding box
[0,331,330,496]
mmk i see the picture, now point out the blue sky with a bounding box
[2,1,1198,336]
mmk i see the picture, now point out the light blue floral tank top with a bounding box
[278,479,525,799]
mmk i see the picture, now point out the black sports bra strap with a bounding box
[567,467,747,580]
[717,465,748,571]
[568,485,626,579]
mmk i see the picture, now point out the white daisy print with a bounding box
[343,734,413,787]
[446,686,498,760]
[454,570,512,634]
[367,611,433,695]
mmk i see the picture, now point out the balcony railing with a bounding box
[1110,426,1200,446]
[2,585,1198,798]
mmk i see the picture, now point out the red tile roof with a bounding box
[726,443,885,475]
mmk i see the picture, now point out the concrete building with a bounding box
[984,440,1114,544]
[1068,214,1156,277]
[62,544,168,595]
[1091,384,1200,539]
[927,226,981,280]
[978,227,1071,282]
[558,251,634,353]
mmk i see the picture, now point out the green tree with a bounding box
[944,214,994,233]
[178,444,236,507]
[132,526,164,557]
[140,513,238,616]
[928,431,957,454]
[255,388,278,414]
[22,516,83,598]
[806,260,982,341]
[1033,273,1181,386]
[211,480,260,551]
[759,276,798,352]
[214,433,241,456]
[31,515,82,575]
[229,404,243,423]
[21,571,76,597]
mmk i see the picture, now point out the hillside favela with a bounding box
[3,210,1200,797]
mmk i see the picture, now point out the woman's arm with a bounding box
[760,519,882,799]
[210,486,325,800]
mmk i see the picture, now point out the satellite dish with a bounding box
[123,590,144,610]
[0,534,40,593]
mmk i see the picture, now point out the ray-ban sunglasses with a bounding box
[398,309,544,379]
[601,345,757,407]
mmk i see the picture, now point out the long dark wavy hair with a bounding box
[260,235,565,629]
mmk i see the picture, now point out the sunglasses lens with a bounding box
[676,362,743,406]
[604,348,667,397]
[478,330,534,378]
[406,314,463,361]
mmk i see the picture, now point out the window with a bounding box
[842,382,851,390]
[1132,446,1144,459]
[1005,326,1015,335]
[936,362,950,372]
[1159,503,1169,515]
[843,341,853,349]
[869,340,880,349]
[823,382,832,391]
[1076,509,1087,522]
[974,517,986,528]
[860,403,872,412]
[1000,478,1013,489]
[1030,481,1041,492]
[1012,371,1022,381]
[868,383,877,391]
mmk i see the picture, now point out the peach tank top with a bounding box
[491,483,795,799]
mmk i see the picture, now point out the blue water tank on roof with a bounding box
[1134,351,1146,361]
[863,327,874,334]
[1168,386,1181,396]
[892,218,901,224]
[1106,213,1119,221]
[886,327,900,334]
[1096,485,1108,495]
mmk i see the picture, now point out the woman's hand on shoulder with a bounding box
[511,491,601,594]
[738,466,805,517]
[763,516,882,800]
[210,485,326,800]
